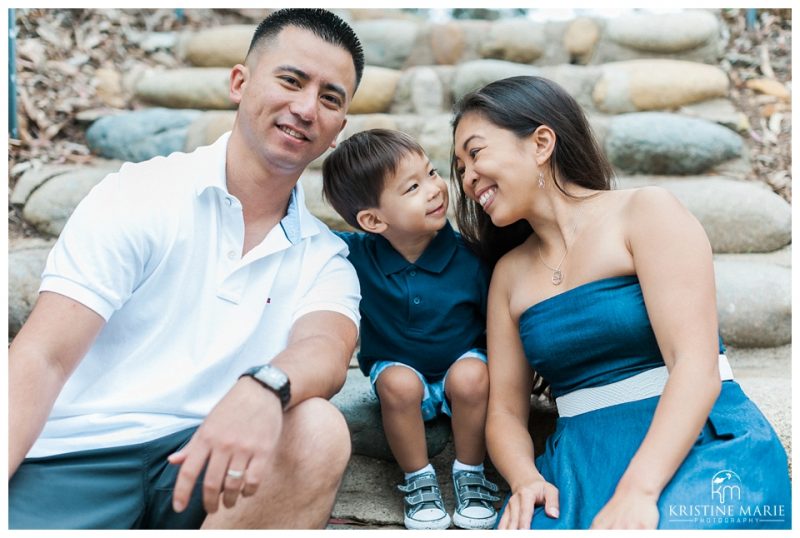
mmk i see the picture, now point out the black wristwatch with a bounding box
[240,364,291,410]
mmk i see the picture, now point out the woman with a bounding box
[450,76,791,529]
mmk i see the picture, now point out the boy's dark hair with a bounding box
[247,8,364,89]
[323,129,426,231]
[451,75,614,269]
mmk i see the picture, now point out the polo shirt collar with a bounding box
[193,132,320,244]
[287,183,322,244]
[193,132,230,197]
[376,220,458,275]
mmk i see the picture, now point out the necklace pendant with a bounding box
[551,270,563,286]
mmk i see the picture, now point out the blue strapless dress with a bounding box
[503,275,791,529]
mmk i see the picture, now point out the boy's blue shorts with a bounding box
[369,348,487,422]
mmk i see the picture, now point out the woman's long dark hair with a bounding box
[451,76,614,269]
[451,76,614,401]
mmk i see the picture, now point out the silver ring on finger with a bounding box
[226,469,245,479]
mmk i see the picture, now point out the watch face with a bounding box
[256,366,288,389]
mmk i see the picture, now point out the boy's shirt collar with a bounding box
[375,220,458,275]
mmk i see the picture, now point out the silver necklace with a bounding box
[538,244,568,285]
[537,217,580,286]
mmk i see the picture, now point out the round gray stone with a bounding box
[181,25,253,67]
[11,164,85,206]
[451,60,540,102]
[184,111,236,153]
[538,64,603,111]
[617,177,791,253]
[135,68,232,110]
[606,113,743,175]
[606,11,719,53]
[479,20,546,63]
[715,246,791,269]
[12,161,123,207]
[407,67,447,115]
[349,66,402,114]
[592,60,729,114]
[9,244,54,336]
[300,171,349,231]
[679,98,748,132]
[418,114,456,181]
[715,260,790,348]
[331,369,451,461]
[86,108,201,162]
[23,166,119,237]
[352,20,418,70]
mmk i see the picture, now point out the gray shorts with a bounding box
[9,426,206,529]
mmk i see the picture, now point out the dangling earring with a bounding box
[538,171,545,189]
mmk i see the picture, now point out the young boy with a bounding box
[322,129,499,530]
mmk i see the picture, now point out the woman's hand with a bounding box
[590,490,659,529]
[498,478,560,529]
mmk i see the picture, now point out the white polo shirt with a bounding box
[29,133,361,458]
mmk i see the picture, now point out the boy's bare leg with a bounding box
[375,366,429,472]
[445,358,490,465]
[201,397,351,529]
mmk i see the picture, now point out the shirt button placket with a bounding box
[408,267,420,328]
[224,195,241,263]
[410,269,420,305]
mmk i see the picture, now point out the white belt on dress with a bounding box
[555,354,734,418]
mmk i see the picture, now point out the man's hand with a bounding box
[168,377,283,514]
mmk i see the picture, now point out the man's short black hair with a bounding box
[323,129,426,231]
[247,8,364,89]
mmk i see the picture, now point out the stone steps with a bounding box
[11,239,789,346]
[9,10,790,528]
[616,176,791,253]
[83,108,750,181]
[11,161,790,256]
[329,345,791,529]
[178,10,723,71]
[128,59,733,118]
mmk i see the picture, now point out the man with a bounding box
[9,9,364,529]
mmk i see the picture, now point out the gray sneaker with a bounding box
[397,472,452,530]
[452,470,500,529]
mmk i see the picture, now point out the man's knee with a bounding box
[280,397,351,479]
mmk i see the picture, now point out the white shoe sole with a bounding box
[453,511,498,530]
[404,513,452,530]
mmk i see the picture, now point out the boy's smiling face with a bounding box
[372,151,449,239]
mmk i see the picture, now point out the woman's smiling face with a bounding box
[453,112,540,227]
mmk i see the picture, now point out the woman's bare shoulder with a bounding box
[494,236,535,278]
[617,185,684,213]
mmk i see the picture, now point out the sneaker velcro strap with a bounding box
[404,491,444,506]
[459,489,500,503]
[456,475,499,492]
[397,475,439,493]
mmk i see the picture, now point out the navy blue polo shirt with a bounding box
[336,221,489,380]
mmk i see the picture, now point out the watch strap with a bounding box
[240,365,291,409]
